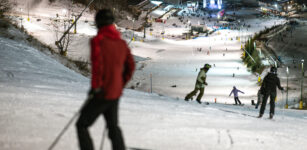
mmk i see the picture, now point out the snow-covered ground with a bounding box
[8,0,288,105]
[1,30,307,150]
[127,7,287,105]
[1,0,307,149]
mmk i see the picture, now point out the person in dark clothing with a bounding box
[255,86,264,109]
[258,67,284,119]
[229,86,244,105]
[185,64,211,104]
[76,9,135,150]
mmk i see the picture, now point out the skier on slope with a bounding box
[76,9,135,150]
[185,63,211,104]
[229,86,245,105]
[258,67,284,119]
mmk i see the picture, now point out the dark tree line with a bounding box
[0,0,13,17]
[72,0,128,11]
[296,0,307,5]
[48,0,130,11]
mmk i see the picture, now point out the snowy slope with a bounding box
[8,0,288,104]
[2,1,307,149]
[0,35,88,149]
[127,11,286,105]
[1,31,307,150]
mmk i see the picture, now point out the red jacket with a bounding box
[91,25,135,100]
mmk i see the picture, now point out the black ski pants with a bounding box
[255,93,263,109]
[76,98,125,150]
[259,92,276,115]
[234,97,241,105]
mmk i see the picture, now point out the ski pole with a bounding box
[48,98,90,150]
[99,126,107,150]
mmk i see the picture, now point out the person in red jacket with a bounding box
[76,9,135,150]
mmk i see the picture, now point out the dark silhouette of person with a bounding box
[258,67,284,119]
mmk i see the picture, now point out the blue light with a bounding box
[207,0,222,9]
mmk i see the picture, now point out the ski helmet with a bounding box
[204,64,211,69]
[95,9,115,29]
[270,67,277,74]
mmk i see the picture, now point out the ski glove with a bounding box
[88,88,104,99]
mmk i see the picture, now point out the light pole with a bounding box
[20,8,23,27]
[73,14,77,34]
[300,59,304,109]
[62,9,67,17]
[188,20,191,39]
[27,0,30,21]
[248,38,251,52]
[144,12,148,39]
[19,17,23,27]
[162,19,165,39]
[62,9,67,32]
[286,66,289,109]
[132,19,135,40]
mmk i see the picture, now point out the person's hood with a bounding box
[97,24,121,40]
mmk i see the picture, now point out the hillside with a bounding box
[1,0,307,149]
[0,11,307,150]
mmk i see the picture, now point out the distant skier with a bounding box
[258,67,284,119]
[229,86,244,105]
[185,63,211,104]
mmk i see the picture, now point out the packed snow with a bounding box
[1,0,307,150]
[8,0,291,104]
[1,34,307,150]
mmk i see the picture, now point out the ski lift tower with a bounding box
[55,0,96,51]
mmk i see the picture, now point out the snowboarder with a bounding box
[76,9,135,150]
[229,86,244,105]
[185,63,211,104]
[258,67,284,119]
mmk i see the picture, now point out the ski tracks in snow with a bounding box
[216,129,234,149]
[226,129,234,147]
[217,130,221,144]
[217,108,257,118]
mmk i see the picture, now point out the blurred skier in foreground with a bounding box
[185,64,211,104]
[258,67,284,119]
[229,86,245,105]
[76,9,135,150]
